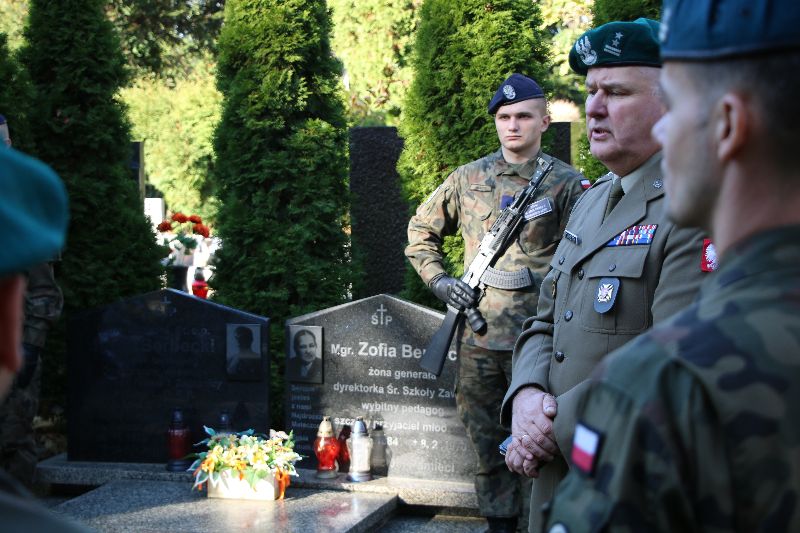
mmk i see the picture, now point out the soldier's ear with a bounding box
[716,92,749,163]
[0,275,25,399]
[540,114,551,133]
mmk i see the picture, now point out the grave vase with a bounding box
[167,265,190,292]
[207,469,288,501]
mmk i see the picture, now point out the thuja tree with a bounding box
[397,0,552,306]
[211,0,354,424]
[20,0,164,401]
[592,0,660,25]
[0,32,36,153]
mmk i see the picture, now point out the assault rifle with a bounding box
[420,157,555,376]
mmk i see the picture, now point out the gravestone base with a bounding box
[36,453,479,510]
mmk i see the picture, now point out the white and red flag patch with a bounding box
[580,179,592,190]
[571,422,603,475]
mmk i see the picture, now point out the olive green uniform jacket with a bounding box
[406,149,586,351]
[500,153,708,530]
[545,225,800,532]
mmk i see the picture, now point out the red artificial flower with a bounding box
[157,220,173,232]
[188,215,202,224]
[193,224,210,238]
[172,212,189,223]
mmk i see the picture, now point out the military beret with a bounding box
[0,114,6,125]
[488,74,545,115]
[0,148,68,276]
[660,0,800,60]
[569,18,662,75]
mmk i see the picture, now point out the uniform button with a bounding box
[609,264,616,272]
[554,351,565,362]
[558,256,565,265]
[564,310,573,321]
[577,268,584,280]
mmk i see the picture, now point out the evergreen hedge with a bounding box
[211,0,355,427]
[0,32,35,153]
[398,0,553,306]
[20,0,164,404]
[592,0,660,26]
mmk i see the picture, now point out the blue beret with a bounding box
[0,115,6,125]
[0,148,68,276]
[569,18,662,75]
[661,0,800,59]
[488,74,545,115]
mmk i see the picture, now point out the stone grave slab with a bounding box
[285,294,477,483]
[67,289,270,463]
[55,480,397,533]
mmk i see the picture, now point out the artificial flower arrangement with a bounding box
[157,212,211,263]
[189,426,302,499]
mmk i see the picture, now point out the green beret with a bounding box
[569,18,662,75]
[0,148,68,276]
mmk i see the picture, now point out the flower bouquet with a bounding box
[157,213,211,266]
[189,426,302,500]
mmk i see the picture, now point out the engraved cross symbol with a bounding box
[372,304,393,326]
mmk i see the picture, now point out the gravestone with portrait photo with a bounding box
[67,289,270,463]
[285,294,477,482]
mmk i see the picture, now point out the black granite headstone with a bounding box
[285,294,477,483]
[349,127,407,299]
[67,289,270,463]
[547,122,572,165]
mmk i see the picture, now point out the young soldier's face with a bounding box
[494,99,550,159]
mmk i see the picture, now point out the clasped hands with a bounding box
[505,386,560,478]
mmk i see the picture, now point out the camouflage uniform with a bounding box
[545,226,800,532]
[501,153,708,532]
[0,261,63,485]
[406,149,586,523]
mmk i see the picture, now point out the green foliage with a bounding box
[329,0,421,126]
[398,0,552,305]
[122,56,223,222]
[106,0,225,79]
[20,0,164,402]
[0,32,36,152]
[574,130,609,180]
[0,0,28,50]
[592,0,660,26]
[212,0,356,427]
[539,0,593,103]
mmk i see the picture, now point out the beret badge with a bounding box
[576,36,597,65]
[502,84,516,99]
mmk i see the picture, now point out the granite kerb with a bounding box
[37,454,478,509]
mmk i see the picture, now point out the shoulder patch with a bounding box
[701,238,718,272]
[571,422,603,475]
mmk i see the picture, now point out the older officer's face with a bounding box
[585,66,664,176]
[494,99,550,163]
[652,63,719,230]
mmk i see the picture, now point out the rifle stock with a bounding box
[420,306,462,376]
